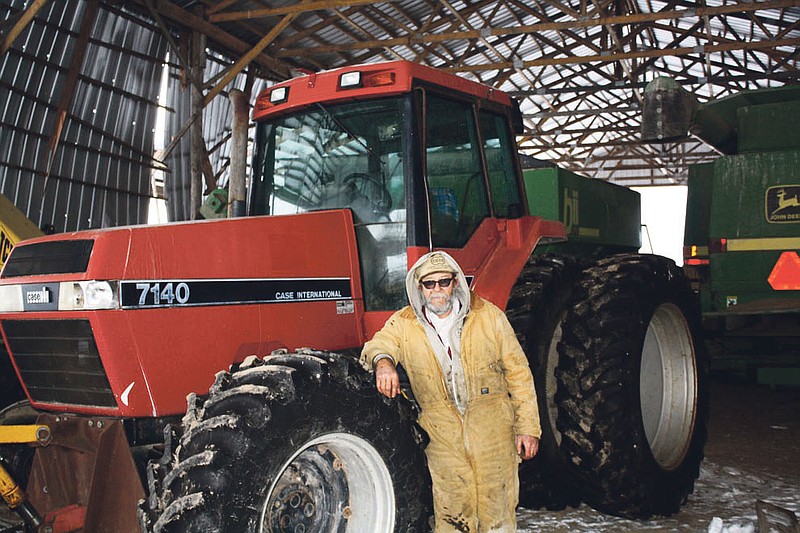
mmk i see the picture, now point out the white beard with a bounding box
[425,292,453,316]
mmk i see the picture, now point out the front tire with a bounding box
[139,350,432,533]
[556,254,708,518]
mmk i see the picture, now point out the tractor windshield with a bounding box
[251,97,408,311]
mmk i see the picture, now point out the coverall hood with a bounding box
[405,251,471,322]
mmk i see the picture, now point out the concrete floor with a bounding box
[704,379,800,481]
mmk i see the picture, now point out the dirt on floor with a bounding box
[704,379,800,482]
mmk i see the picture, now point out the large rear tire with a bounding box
[139,350,432,533]
[506,253,583,510]
[556,254,708,518]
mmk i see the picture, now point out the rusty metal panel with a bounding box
[26,414,143,533]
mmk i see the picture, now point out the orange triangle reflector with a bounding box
[768,251,800,291]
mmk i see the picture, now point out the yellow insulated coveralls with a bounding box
[362,251,541,532]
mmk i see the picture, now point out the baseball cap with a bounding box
[414,252,457,282]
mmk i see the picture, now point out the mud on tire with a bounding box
[139,350,432,533]
[505,253,583,511]
[556,254,709,518]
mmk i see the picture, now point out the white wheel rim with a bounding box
[640,303,698,470]
[259,432,396,532]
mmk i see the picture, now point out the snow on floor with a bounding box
[517,461,799,532]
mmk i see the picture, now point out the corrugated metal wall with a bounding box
[0,0,267,228]
[0,0,169,231]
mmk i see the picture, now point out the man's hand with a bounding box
[516,435,539,460]
[375,358,400,398]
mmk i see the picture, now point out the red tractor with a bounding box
[0,61,707,532]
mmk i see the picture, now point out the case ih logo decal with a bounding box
[120,278,352,309]
[766,185,800,223]
[22,283,59,311]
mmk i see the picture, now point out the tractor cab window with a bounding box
[425,95,490,248]
[479,110,522,218]
[251,97,408,311]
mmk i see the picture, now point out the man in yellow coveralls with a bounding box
[362,250,541,532]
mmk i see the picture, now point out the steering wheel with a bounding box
[342,172,393,215]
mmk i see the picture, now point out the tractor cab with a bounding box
[248,61,535,313]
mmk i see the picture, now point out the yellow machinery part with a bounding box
[0,462,24,508]
[0,192,43,268]
[0,424,51,445]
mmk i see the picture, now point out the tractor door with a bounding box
[420,90,525,277]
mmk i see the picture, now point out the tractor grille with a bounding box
[2,239,94,278]
[2,319,116,408]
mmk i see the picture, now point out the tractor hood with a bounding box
[0,210,366,417]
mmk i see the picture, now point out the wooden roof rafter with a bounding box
[6,0,797,189]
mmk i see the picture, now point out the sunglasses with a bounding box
[420,277,455,289]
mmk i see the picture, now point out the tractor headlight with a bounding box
[339,71,362,89]
[0,281,119,311]
[269,86,289,104]
[63,281,119,310]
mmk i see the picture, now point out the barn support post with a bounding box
[228,88,248,217]
[189,11,206,219]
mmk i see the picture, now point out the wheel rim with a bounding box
[639,303,698,470]
[259,432,395,533]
